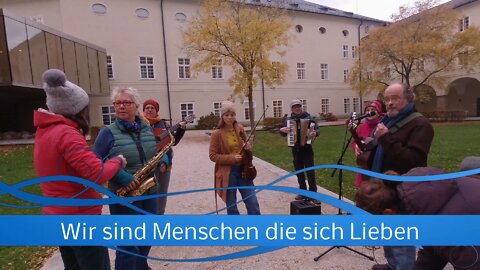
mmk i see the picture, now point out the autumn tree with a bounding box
[183,0,290,128]
[349,0,480,101]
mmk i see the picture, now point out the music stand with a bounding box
[313,121,374,262]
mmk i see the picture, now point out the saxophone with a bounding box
[116,132,175,197]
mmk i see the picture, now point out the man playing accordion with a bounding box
[280,99,319,202]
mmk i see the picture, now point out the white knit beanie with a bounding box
[42,69,89,116]
[220,100,236,116]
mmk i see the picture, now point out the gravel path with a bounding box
[42,130,387,270]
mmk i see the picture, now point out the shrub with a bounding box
[421,111,466,122]
[196,113,220,130]
[263,117,284,131]
[319,112,338,121]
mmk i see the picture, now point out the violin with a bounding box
[239,106,269,181]
[241,147,257,181]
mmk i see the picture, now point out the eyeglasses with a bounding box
[113,101,135,107]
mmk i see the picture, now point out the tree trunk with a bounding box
[248,83,255,132]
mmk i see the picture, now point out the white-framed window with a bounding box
[344,98,351,114]
[299,99,307,112]
[320,63,328,80]
[385,67,391,79]
[175,12,187,23]
[352,46,357,58]
[92,3,107,15]
[139,56,154,79]
[459,16,469,32]
[366,71,373,80]
[180,102,194,120]
[30,15,44,24]
[458,50,469,66]
[295,25,303,33]
[353,97,360,113]
[296,62,305,80]
[321,98,330,113]
[178,58,191,79]
[416,60,425,72]
[213,101,222,116]
[343,45,349,58]
[101,105,116,125]
[107,55,114,79]
[135,8,150,19]
[272,61,280,80]
[243,101,256,120]
[211,59,223,79]
[272,100,283,118]
[343,69,349,83]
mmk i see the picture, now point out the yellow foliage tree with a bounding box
[349,0,480,99]
[183,0,290,127]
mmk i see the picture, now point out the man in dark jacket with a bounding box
[356,167,480,270]
[366,83,434,270]
[280,99,319,201]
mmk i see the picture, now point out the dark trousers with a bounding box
[154,169,171,215]
[59,246,110,270]
[109,198,157,270]
[292,145,317,192]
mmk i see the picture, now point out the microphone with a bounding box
[353,111,376,121]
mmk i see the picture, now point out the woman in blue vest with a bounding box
[94,87,162,270]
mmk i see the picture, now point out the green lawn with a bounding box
[0,146,56,270]
[253,121,480,200]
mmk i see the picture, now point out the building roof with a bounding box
[243,0,385,23]
[448,0,479,8]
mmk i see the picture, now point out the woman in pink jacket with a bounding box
[34,69,128,270]
[351,100,386,186]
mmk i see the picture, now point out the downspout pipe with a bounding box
[160,0,173,125]
[357,19,364,112]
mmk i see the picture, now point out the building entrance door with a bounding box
[477,98,480,116]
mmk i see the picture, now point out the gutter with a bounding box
[357,18,364,112]
[160,0,173,125]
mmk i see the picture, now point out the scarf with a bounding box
[365,117,382,130]
[371,102,415,172]
[141,112,161,126]
[118,117,142,133]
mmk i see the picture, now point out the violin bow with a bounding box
[240,105,270,153]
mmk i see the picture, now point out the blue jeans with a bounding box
[226,165,261,215]
[109,197,157,270]
[384,246,416,270]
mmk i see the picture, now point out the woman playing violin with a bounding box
[209,101,261,215]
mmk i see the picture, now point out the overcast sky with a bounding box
[306,0,449,21]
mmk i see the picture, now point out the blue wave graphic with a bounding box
[1,164,479,261]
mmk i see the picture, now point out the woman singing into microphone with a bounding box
[351,100,386,187]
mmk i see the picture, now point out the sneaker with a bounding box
[371,264,394,270]
[295,195,307,200]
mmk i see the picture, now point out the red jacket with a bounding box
[33,110,122,215]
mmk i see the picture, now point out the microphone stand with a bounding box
[314,118,374,262]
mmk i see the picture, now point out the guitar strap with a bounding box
[389,112,422,134]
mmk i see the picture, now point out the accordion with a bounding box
[287,119,316,146]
